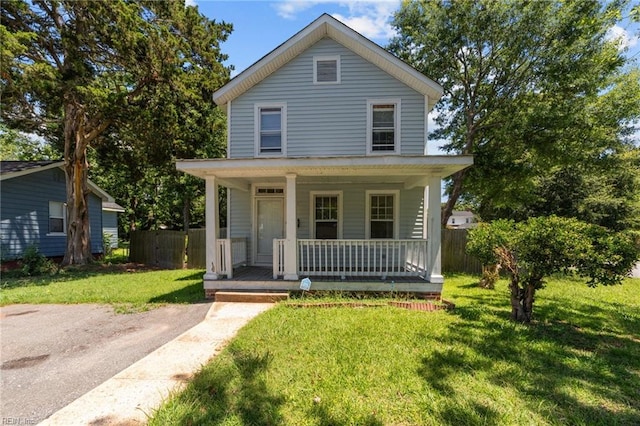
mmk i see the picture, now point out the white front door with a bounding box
[255,197,284,264]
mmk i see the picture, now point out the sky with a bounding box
[191,0,640,77]
[190,0,640,154]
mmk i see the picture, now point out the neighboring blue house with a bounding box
[0,161,124,260]
[176,14,473,298]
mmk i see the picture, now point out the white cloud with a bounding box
[606,25,639,50]
[185,0,197,7]
[273,0,400,42]
[332,1,400,40]
[274,0,336,20]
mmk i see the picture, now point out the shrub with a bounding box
[20,245,57,276]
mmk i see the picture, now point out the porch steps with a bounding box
[214,291,289,303]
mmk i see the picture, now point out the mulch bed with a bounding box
[287,300,455,311]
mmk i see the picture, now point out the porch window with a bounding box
[311,192,342,239]
[366,190,399,239]
[255,103,287,156]
[313,55,340,84]
[49,201,66,234]
[367,99,400,154]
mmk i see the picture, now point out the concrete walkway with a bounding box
[40,302,274,426]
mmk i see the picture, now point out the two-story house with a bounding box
[176,14,473,298]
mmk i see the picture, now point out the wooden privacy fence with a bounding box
[129,229,224,269]
[130,228,482,273]
[129,230,186,269]
[441,229,482,274]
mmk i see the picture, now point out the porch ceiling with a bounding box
[176,155,473,191]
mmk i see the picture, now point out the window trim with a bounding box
[366,99,401,155]
[254,102,287,157]
[313,55,341,84]
[309,191,343,239]
[365,190,400,240]
[47,200,66,236]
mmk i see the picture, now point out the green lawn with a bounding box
[0,266,206,308]
[149,275,640,426]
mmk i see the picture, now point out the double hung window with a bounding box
[255,103,286,155]
[49,201,66,234]
[311,192,342,239]
[366,190,399,239]
[367,99,400,154]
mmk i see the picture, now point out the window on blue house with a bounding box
[49,201,66,234]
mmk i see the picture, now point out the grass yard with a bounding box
[149,275,640,426]
[0,265,206,308]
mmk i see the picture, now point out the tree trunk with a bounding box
[183,194,190,233]
[509,277,536,323]
[441,169,467,227]
[61,101,93,266]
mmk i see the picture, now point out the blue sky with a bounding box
[191,0,640,77]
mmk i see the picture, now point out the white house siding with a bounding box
[1,167,103,259]
[228,188,253,264]
[229,38,426,159]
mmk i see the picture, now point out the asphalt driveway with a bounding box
[0,302,212,424]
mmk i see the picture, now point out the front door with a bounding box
[255,197,284,264]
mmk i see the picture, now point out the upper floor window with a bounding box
[49,201,66,235]
[255,103,287,156]
[367,99,400,154]
[313,55,340,84]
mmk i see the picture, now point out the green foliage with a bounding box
[102,232,113,257]
[390,0,640,229]
[580,227,640,287]
[19,245,57,276]
[0,123,60,160]
[466,219,513,266]
[468,216,640,321]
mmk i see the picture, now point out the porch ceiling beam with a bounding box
[215,177,250,192]
[404,176,428,190]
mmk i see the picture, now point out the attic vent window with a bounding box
[314,55,340,84]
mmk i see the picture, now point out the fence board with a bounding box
[442,229,482,274]
[129,230,186,269]
[187,229,206,269]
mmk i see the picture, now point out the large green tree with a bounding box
[1,0,231,264]
[390,0,639,228]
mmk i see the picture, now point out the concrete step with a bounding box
[214,291,289,303]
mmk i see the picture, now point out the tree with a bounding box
[467,216,639,323]
[390,0,637,227]
[0,123,60,160]
[1,0,231,265]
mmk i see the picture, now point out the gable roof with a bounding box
[0,160,63,179]
[0,160,124,211]
[213,13,443,107]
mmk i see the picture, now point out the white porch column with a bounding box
[283,173,298,280]
[426,177,443,283]
[204,176,220,280]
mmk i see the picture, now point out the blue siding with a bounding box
[229,38,426,158]
[1,167,104,259]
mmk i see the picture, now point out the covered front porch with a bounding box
[176,155,473,295]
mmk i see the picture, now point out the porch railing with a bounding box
[216,238,247,279]
[296,239,428,278]
[273,239,286,279]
